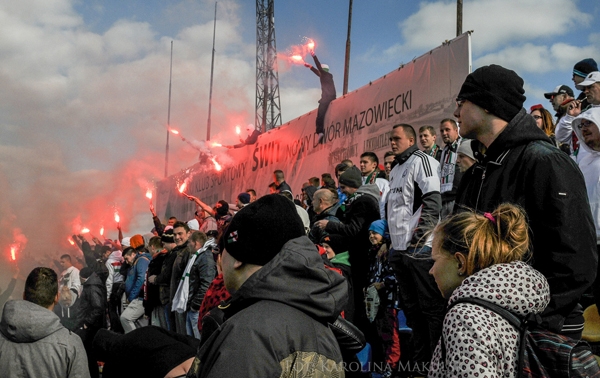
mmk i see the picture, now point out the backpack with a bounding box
[442,297,600,378]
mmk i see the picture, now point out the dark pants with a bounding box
[108,283,124,334]
[389,247,447,365]
[75,326,100,378]
[316,97,334,135]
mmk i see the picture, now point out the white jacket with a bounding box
[573,107,600,244]
[105,250,124,299]
[387,146,441,250]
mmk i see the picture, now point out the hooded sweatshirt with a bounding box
[573,107,600,244]
[429,261,550,377]
[105,250,124,299]
[0,300,90,378]
[192,236,347,378]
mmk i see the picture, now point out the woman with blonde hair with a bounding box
[428,203,550,377]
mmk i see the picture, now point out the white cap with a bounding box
[457,139,475,161]
[576,71,600,90]
[187,219,200,231]
[121,237,131,247]
[321,64,329,72]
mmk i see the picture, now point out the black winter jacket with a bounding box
[455,108,597,334]
[187,243,217,312]
[77,272,106,330]
[190,236,347,378]
[154,249,177,305]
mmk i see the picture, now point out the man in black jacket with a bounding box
[76,268,106,378]
[188,194,347,377]
[183,231,216,339]
[305,51,336,142]
[454,64,597,338]
[316,166,380,340]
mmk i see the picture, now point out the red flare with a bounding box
[307,40,315,50]
[146,188,153,200]
[68,238,75,245]
[114,212,120,223]
[169,128,179,135]
[212,142,222,147]
[291,55,304,64]
[81,228,90,234]
[10,245,16,261]
[211,157,222,172]
[178,182,187,194]
[235,126,241,135]
[100,227,104,236]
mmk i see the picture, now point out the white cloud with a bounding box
[385,0,590,58]
[474,41,600,73]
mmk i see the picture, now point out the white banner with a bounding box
[156,32,471,220]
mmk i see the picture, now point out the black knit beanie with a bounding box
[573,58,598,78]
[457,64,526,122]
[320,234,349,254]
[160,228,174,243]
[221,194,305,265]
[338,166,362,189]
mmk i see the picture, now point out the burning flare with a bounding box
[212,142,222,147]
[169,128,179,135]
[235,126,241,135]
[81,228,90,234]
[211,156,222,171]
[100,227,104,236]
[68,237,75,245]
[114,212,120,223]
[146,188,153,200]
[307,40,315,50]
[178,182,187,194]
[291,55,305,65]
[10,245,16,261]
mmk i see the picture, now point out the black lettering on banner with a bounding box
[365,107,373,126]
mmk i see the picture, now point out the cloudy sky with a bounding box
[0,0,598,270]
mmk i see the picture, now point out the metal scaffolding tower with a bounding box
[255,0,282,133]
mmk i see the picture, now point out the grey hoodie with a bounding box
[0,300,90,378]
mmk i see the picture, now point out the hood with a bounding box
[449,261,550,317]
[1,300,64,343]
[356,183,380,201]
[484,109,552,162]
[107,250,123,263]
[303,185,318,205]
[83,272,104,289]
[573,107,600,156]
[224,236,347,323]
[330,251,351,267]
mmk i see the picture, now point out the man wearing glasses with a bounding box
[573,108,600,315]
[454,64,597,339]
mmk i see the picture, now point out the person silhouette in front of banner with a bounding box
[305,50,336,144]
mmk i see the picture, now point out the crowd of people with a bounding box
[1,57,600,378]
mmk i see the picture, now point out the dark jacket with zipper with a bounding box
[455,108,597,335]
[189,236,347,378]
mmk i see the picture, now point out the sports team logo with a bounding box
[227,230,238,244]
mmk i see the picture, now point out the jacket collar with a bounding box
[391,144,419,169]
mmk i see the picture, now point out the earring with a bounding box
[458,272,464,276]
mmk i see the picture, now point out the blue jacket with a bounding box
[125,252,151,302]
